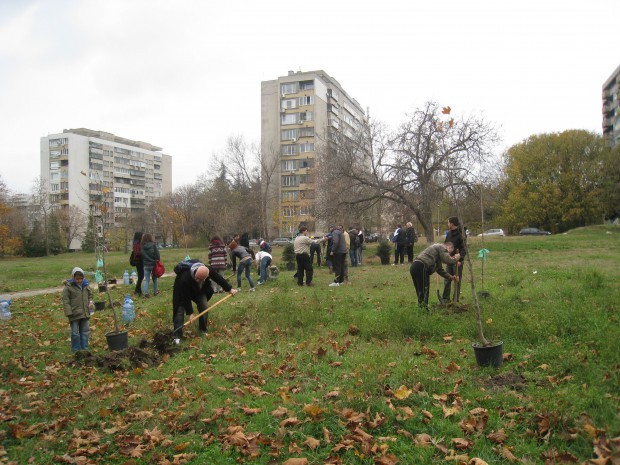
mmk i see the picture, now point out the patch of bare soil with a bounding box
[482,371,527,390]
[71,331,181,371]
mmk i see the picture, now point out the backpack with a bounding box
[174,259,203,275]
[350,232,360,250]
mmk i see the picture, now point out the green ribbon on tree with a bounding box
[477,248,490,259]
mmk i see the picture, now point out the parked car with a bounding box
[519,227,551,236]
[248,239,258,247]
[366,233,380,243]
[478,228,505,237]
[272,237,293,246]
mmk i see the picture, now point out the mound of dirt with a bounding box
[482,371,527,390]
[71,331,182,372]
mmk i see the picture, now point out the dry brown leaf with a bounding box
[452,437,473,450]
[486,429,508,444]
[494,445,518,462]
[302,436,321,450]
[468,458,489,465]
[282,459,308,465]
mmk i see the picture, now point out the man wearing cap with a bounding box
[172,261,237,343]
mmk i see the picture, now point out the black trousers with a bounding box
[134,261,144,294]
[332,253,346,283]
[410,261,431,306]
[406,244,414,263]
[295,253,313,285]
[442,262,463,301]
[394,244,405,264]
[310,246,322,266]
[173,293,209,338]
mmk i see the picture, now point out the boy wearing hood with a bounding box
[62,267,94,352]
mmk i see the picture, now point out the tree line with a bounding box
[1,101,618,257]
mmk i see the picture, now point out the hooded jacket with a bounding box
[62,267,92,322]
[141,241,160,268]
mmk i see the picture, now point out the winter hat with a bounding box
[71,267,85,279]
[229,240,238,250]
[193,265,209,281]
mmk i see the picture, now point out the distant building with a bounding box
[40,128,172,249]
[602,64,620,148]
[261,70,366,237]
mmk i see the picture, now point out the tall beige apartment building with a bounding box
[602,64,620,147]
[40,128,172,249]
[261,70,366,237]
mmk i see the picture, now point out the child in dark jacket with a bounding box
[62,267,94,352]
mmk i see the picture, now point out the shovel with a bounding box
[173,293,234,334]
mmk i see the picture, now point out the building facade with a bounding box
[261,70,366,237]
[602,64,620,148]
[40,128,172,250]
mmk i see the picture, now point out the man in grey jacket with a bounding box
[410,242,460,306]
[329,225,347,287]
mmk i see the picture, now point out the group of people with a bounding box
[130,232,161,298]
[392,222,418,265]
[62,218,467,352]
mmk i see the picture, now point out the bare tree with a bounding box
[319,102,499,242]
[56,205,87,250]
[30,177,54,256]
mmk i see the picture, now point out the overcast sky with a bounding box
[1,0,618,194]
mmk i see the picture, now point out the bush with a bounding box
[376,240,392,265]
[282,242,296,270]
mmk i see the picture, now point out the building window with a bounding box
[281,113,297,125]
[281,83,297,95]
[299,95,314,106]
[281,160,297,171]
[299,142,315,153]
[299,111,313,123]
[281,98,298,109]
[282,191,300,202]
[299,205,311,216]
[281,129,298,141]
[299,80,314,91]
[299,127,314,138]
[281,144,299,156]
[50,162,59,170]
[282,175,299,187]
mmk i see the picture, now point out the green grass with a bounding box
[0,225,619,464]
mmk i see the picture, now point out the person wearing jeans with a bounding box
[255,249,272,284]
[229,241,255,291]
[62,267,93,352]
[140,233,160,297]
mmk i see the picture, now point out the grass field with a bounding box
[0,225,618,464]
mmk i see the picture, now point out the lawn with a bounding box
[0,225,618,464]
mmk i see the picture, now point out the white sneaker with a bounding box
[236,287,242,291]
[249,288,256,292]
[173,338,180,345]
[329,282,340,287]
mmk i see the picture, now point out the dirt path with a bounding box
[0,272,176,301]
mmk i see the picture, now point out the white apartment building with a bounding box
[261,70,366,237]
[603,64,620,148]
[40,128,172,250]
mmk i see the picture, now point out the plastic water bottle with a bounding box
[0,299,11,320]
[122,295,135,323]
[131,270,138,284]
[123,270,130,285]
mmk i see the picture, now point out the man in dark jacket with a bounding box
[405,222,418,263]
[329,225,347,286]
[172,262,237,343]
[410,243,460,307]
[442,216,467,302]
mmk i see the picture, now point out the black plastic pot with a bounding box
[106,330,128,351]
[94,301,106,311]
[379,256,390,265]
[472,341,503,368]
[478,290,490,298]
[98,284,107,292]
